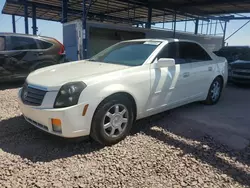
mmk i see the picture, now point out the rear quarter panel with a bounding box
[213,55,228,87]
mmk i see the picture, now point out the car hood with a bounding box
[230,60,250,69]
[26,60,129,90]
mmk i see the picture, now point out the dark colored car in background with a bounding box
[0,33,65,82]
[214,46,250,84]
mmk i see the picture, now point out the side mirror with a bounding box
[155,58,175,68]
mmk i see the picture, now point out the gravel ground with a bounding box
[0,84,249,188]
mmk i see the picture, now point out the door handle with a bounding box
[208,66,213,71]
[36,52,44,56]
[183,72,190,78]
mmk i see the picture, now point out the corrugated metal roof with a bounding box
[2,0,250,24]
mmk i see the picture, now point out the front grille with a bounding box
[21,83,47,106]
[24,116,48,131]
[233,71,250,76]
[232,77,250,81]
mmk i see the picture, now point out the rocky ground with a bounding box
[0,83,249,188]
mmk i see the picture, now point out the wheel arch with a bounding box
[217,75,224,84]
[93,91,138,122]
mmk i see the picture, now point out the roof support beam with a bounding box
[225,20,250,41]
[103,5,141,15]
[179,0,250,8]
[62,0,68,23]
[146,6,152,29]
[6,0,146,25]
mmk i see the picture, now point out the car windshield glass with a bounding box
[89,41,161,66]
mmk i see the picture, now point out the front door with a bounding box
[146,42,193,112]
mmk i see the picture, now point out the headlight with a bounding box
[54,82,86,108]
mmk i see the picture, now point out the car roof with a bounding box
[122,38,201,44]
[0,32,54,40]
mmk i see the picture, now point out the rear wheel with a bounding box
[90,96,134,146]
[203,77,223,105]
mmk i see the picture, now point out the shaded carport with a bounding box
[2,0,250,58]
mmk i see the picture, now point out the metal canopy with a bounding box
[3,0,250,25]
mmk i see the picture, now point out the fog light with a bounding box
[51,118,62,133]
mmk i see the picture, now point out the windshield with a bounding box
[89,41,161,66]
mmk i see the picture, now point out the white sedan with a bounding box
[18,39,228,145]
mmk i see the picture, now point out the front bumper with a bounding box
[18,89,94,138]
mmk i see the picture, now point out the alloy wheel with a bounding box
[103,104,129,138]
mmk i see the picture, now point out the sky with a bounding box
[1,0,250,46]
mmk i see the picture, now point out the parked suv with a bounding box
[214,46,250,84]
[0,33,65,82]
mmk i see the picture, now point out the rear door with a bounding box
[178,42,214,98]
[6,36,42,76]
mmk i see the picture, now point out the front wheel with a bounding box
[203,77,223,105]
[90,96,134,146]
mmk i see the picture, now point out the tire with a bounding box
[90,95,134,146]
[203,77,223,105]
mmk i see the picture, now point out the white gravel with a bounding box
[0,86,249,188]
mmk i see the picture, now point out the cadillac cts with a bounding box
[18,39,228,145]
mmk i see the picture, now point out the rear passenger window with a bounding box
[0,37,5,51]
[179,42,212,62]
[157,42,186,64]
[37,40,53,49]
[10,36,38,50]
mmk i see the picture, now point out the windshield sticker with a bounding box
[144,41,161,45]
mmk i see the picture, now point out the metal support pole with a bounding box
[214,20,218,35]
[62,0,68,23]
[173,11,176,38]
[184,18,187,32]
[201,20,204,34]
[209,20,213,35]
[32,4,37,35]
[222,21,227,47]
[206,21,209,34]
[146,6,152,29]
[82,0,87,59]
[194,18,199,34]
[24,0,29,34]
[163,11,165,29]
[12,15,16,33]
